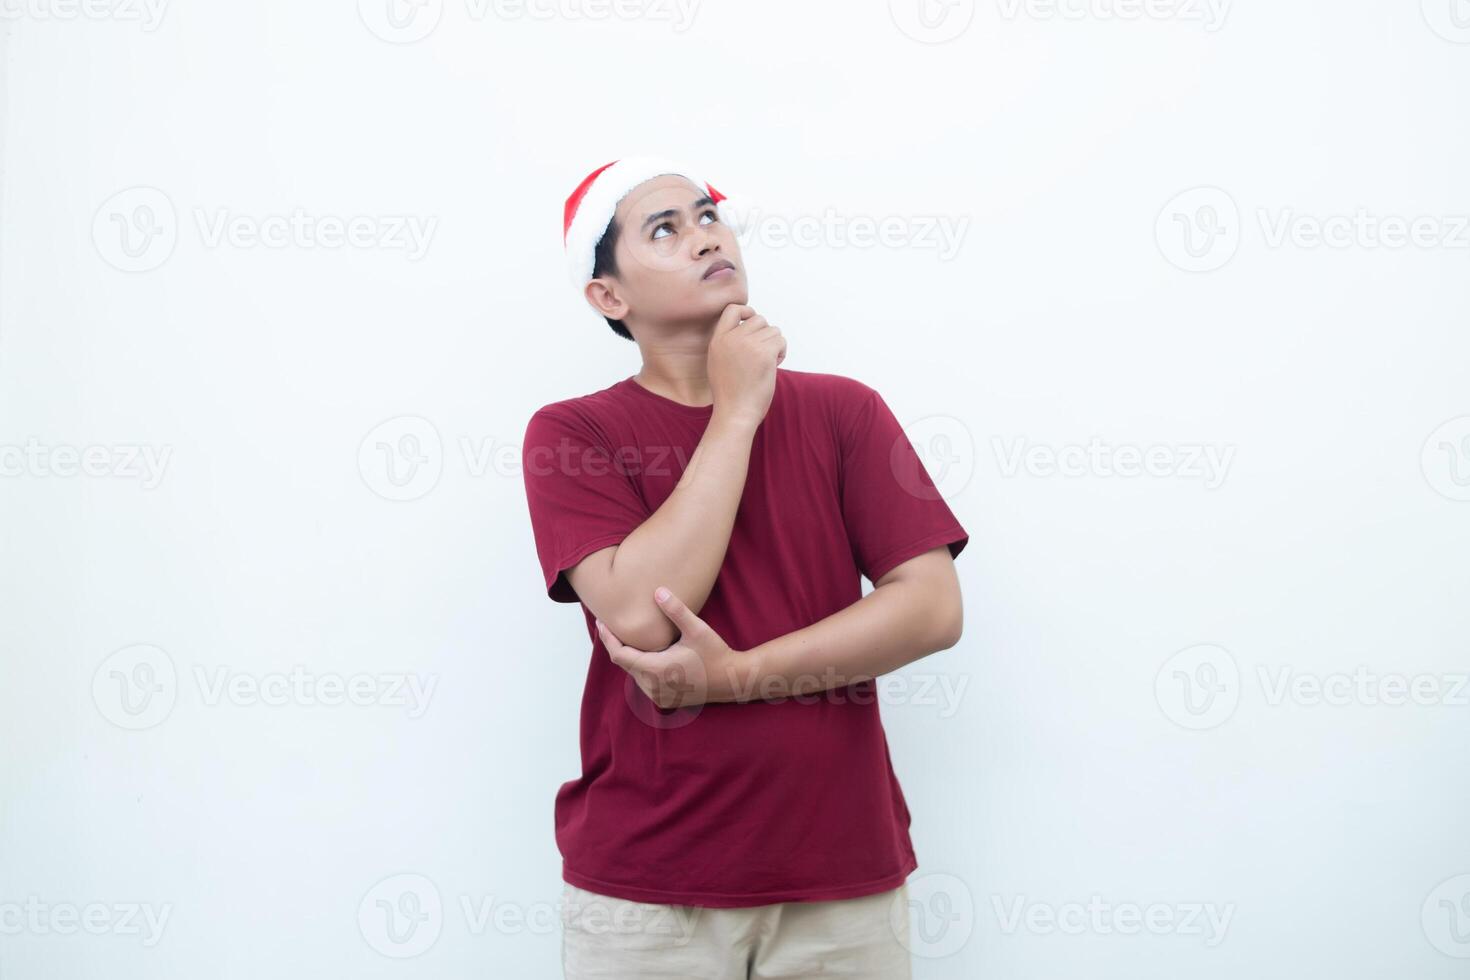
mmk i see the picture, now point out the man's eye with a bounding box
[652,210,716,239]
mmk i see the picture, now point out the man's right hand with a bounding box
[708,303,787,428]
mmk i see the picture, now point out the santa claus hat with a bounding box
[562,155,745,304]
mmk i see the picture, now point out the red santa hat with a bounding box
[562,156,745,308]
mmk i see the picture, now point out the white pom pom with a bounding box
[715,195,754,240]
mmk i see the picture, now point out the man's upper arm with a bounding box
[521,408,649,604]
[874,544,964,648]
[563,543,620,610]
[873,543,957,589]
[838,380,969,584]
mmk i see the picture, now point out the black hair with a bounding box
[592,216,634,342]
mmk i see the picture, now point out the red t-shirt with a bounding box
[520,368,968,908]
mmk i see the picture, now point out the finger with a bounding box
[596,619,639,668]
[652,587,710,640]
[758,330,785,365]
[716,304,756,335]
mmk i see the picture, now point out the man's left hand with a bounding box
[597,587,751,708]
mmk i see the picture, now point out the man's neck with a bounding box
[632,324,717,408]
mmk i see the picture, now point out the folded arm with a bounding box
[565,409,758,652]
[742,545,963,699]
[600,544,964,707]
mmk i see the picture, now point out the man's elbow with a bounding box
[604,606,679,652]
[932,589,964,651]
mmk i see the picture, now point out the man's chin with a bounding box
[650,289,751,328]
[701,282,749,312]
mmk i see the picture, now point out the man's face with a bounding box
[589,174,748,329]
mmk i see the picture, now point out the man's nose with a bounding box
[693,227,721,256]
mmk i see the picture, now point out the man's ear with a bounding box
[584,277,629,321]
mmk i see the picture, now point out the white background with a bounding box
[2,0,1469,976]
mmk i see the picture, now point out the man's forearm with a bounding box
[598,408,756,647]
[733,575,963,701]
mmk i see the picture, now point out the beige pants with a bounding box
[560,881,913,979]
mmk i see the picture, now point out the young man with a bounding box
[521,156,969,979]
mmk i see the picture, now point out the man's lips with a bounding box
[702,259,736,280]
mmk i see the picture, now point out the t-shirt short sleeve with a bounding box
[521,407,650,603]
[838,382,969,584]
